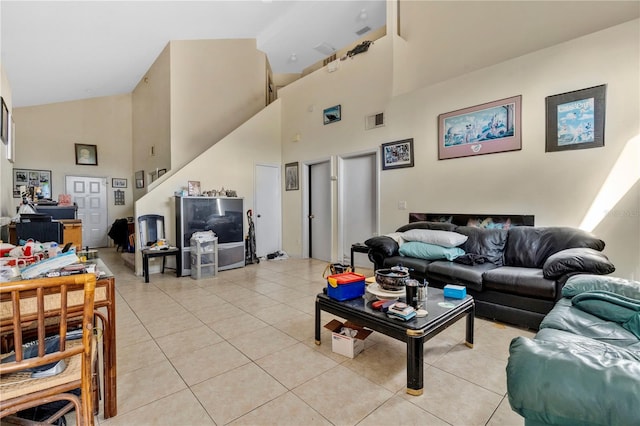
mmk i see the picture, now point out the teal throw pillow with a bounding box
[399,241,464,261]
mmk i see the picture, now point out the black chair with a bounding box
[138,215,181,283]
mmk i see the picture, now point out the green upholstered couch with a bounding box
[506,274,640,426]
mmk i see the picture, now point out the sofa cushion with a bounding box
[483,266,557,299]
[562,274,640,300]
[540,298,640,348]
[396,221,458,233]
[364,236,399,256]
[504,226,606,268]
[426,261,496,291]
[399,241,464,261]
[456,226,507,266]
[402,229,468,248]
[382,255,431,276]
[571,291,640,339]
[543,248,615,279]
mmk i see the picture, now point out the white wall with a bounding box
[0,64,14,221]
[134,100,282,274]
[278,20,639,279]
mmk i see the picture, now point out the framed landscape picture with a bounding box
[323,105,341,125]
[438,95,522,160]
[112,178,127,188]
[545,84,606,152]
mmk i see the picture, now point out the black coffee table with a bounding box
[315,287,474,395]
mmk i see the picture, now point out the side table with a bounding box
[350,243,369,270]
[141,247,181,283]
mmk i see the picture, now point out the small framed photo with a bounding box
[135,170,144,188]
[545,84,606,152]
[323,104,341,125]
[158,168,167,177]
[75,143,98,165]
[285,162,299,191]
[381,138,414,170]
[188,180,201,196]
[112,178,127,188]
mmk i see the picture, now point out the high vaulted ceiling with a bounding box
[1,0,386,108]
[1,1,638,110]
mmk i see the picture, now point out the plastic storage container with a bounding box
[326,272,366,301]
[190,231,218,280]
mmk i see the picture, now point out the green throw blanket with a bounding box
[572,290,640,339]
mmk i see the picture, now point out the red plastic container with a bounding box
[327,272,366,301]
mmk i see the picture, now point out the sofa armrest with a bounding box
[542,248,615,279]
[507,336,640,425]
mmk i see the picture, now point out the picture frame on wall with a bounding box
[112,178,127,188]
[75,143,98,165]
[285,162,299,191]
[323,105,341,125]
[135,170,144,188]
[7,113,15,163]
[1,97,8,144]
[545,84,606,152]
[13,168,52,198]
[381,138,414,170]
[438,95,522,160]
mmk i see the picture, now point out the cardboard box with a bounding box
[324,319,372,358]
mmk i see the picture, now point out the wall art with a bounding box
[75,143,98,165]
[135,170,144,188]
[438,95,522,160]
[13,168,52,198]
[112,178,127,188]
[285,162,299,191]
[545,84,606,152]
[1,97,8,144]
[323,105,341,125]
[381,138,414,170]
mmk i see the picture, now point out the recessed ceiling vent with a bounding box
[314,42,336,56]
[365,112,385,130]
[356,26,371,36]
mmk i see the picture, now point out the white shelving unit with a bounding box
[190,232,218,280]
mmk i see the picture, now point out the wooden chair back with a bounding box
[0,273,96,425]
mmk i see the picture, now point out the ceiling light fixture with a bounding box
[289,53,298,62]
[358,8,368,21]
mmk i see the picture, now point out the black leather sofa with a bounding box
[366,220,615,329]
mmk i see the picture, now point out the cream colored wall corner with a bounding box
[0,64,14,221]
[133,100,282,275]
[8,94,134,226]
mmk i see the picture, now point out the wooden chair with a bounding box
[0,274,97,426]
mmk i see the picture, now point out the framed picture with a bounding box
[135,170,144,188]
[438,95,522,160]
[112,178,127,188]
[1,97,8,144]
[285,162,299,191]
[323,104,341,125]
[13,168,52,198]
[381,138,414,170]
[158,168,167,177]
[75,143,98,165]
[545,84,606,152]
[114,190,125,205]
[7,113,15,162]
[188,180,201,196]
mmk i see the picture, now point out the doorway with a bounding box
[339,151,378,267]
[254,163,282,258]
[65,175,108,248]
[307,160,332,262]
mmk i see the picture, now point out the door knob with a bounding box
[309,214,315,219]
[257,214,261,218]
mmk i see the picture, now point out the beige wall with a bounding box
[10,94,134,225]
[132,44,171,202]
[278,20,639,279]
[134,100,282,274]
[0,64,14,221]
[169,39,267,169]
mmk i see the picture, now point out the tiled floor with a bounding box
[94,248,532,426]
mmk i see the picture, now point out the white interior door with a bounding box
[340,153,377,267]
[309,161,331,262]
[254,164,281,257]
[65,175,108,248]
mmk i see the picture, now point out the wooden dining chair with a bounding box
[0,273,97,426]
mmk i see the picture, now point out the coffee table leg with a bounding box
[315,297,321,345]
[465,304,475,348]
[406,330,425,395]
